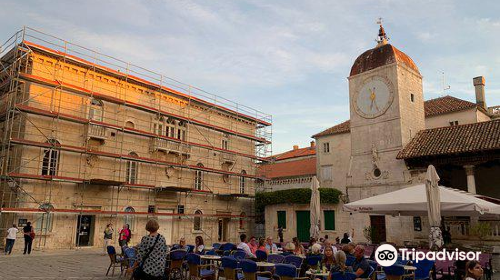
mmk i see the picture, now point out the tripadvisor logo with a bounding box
[375,244,481,267]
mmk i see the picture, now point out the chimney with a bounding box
[310,141,316,148]
[293,145,299,150]
[473,76,486,109]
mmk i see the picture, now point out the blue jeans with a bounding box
[5,238,15,254]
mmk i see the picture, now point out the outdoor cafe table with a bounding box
[204,246,214,251]
[201,255,221,261]
[305,270,329,278]
[256,262,275,268]
[403,265,417,271]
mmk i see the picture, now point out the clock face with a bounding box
[354,76,394,118]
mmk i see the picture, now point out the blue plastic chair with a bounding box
[212,243,221,250]
[256,249,268,261]
[205,249,217,256]
[186,253,216,280]
[306,255,323,268]
[414,259,435,280]
[233,250,247,260]
[221,243,237,251]
[268,254,285,264]
[383,264,414,280]
[330,272,358,280]
[169,249,188,280]
[123,247,137,268]
[346,255,356,266]
[187,245,195,253]
[241,259,272,280]
[106,246,125,276]
[220,256,243,280]
[274,264,307,280]
[284,255,303,268]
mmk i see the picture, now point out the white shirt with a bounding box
[237,242,255,258]
[7,227,18,239]
[196,244,205,253]
[265,243,278,253]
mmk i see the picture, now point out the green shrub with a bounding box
[255,188,342,214]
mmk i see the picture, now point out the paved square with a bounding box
[0,249,121,279]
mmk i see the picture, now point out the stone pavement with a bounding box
[0,248,121,280]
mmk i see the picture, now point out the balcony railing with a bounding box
[151,138,191,155]
[87,124,107,140]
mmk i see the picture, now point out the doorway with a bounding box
[369,215,387,244]
[76,215,94,246]
[158,209,174,245]
[218,218,229,242]
[296,211,310,242]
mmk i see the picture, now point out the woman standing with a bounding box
[128,219,167,280]
[465,261,483,280]
[194,236,204,254]
[103,223,114,253]
[119,224,131,249]
[23,222,34,255]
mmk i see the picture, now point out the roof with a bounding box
[350,44,420,76]
[397,119,500,159]
[424,95,477,117]
[270,146,316,161]
[258,157,316,179]
[313,96,479,138]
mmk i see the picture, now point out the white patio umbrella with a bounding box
[309,176,321,240]
[426,165,443,249]
[343,184,500,216]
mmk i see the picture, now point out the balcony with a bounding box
[220,152,236,164]
[151,138,191,156]
[87,124,107,141]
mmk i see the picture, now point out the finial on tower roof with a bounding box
[376,17,389,47]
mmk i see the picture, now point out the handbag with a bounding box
[133,234,160,280]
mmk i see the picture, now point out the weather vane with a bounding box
[376,17,389,46]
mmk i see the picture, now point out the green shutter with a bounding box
[324,210,335,230]
[277,211,286,229]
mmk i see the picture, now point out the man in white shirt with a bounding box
[5,224,18,255]
[237,233,255,258]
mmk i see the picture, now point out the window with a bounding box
[166,118,176,138]
[126,152,139,184]
[323,142,330,153]
[194,163,204,190]
[321,165,333,181]
[239,170,246,194]
[42,139,60,176]
[194,210,202,231]
[277,211,286,229]
[177,121,186,141]
[35,203,54,233]
[324,210,335,230]
[449,121,459,126]
[89,99,103,121]
[222,139,229,150]
[239,212,246,230]
[125,121,135,129]
[410,93,415,102]
[124,206,135,231]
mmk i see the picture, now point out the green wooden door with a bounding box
[296,211,310,242]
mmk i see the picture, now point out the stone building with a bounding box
[0,28,271,250]
[311,25,500,245]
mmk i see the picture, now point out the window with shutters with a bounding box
[321,165,333,181]
[277,211,286,229]
[324,210,335,230]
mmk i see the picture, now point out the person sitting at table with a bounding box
[323,240,337,254]
[237,233,256,258]
[283,241,295,253]
[249,236,258,255]
[351,245,370,279]
[194,236,204,254]
[308,243,322,256]
[321,246,335,271]
[177,237,188,250]
[292,237,306,256]
[257,238,267,252]
[330,251,350,274]
[465,260,483,280]
[265,237,278,254]
[308,237,318,249]
[341,244,354,257]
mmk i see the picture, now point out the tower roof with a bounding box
[350,43,420,76]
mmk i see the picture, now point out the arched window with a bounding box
[239,212,246,230]
[239,170,246,194]
[194,210,202,231]
[177,121,186,141]
[89,99,104,121]
[194,163,204,190]
[124,206,135,231]
[126,152,139,184]
[42,139,60,176]
[166,118,176,138]
[125,121,135,129]
[153,116,164,135]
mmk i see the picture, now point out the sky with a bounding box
[1,0,499,154]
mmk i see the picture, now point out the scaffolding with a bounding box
[0,27,272,249]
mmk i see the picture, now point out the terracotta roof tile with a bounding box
[270,146,316,161]
[350,44,420,76]
[313,96,479,138]
[257,157,316,179]
[397,119,500,159]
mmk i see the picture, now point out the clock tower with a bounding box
[347,24,425,188]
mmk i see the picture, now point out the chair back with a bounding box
[205,249,217,256]
[281,251,293,256]
[240,259,258,280]
[414,259,434,279]
[107,246,117,262]
[212,243,221,249]
[186,253,202,277]
[268,254,285,264]
[284,255,303,268]
[395,256,409,265]
[170,249,188,269]
[123,247,136,267]
[275,263,297,280]
[233,250,247,260]
[221,243,237,251]
[330,272,357,280]
[383,264,405,280]
[256,249,268,261]
[222,256,240,280]
[171,244,180,250]
[187,244,195,253]
[306,255,323,268]
[345,255,355,266]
